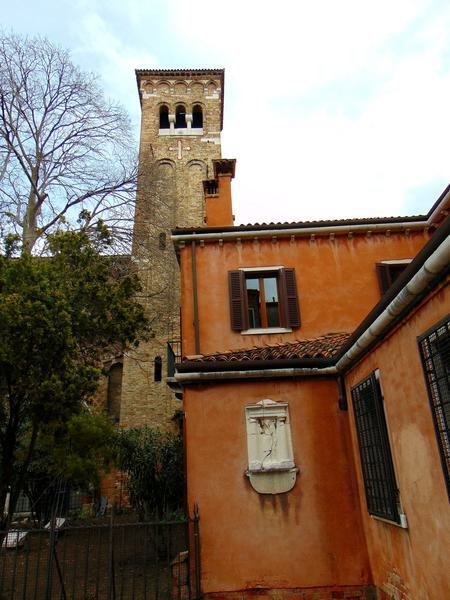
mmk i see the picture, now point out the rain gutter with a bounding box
[172,220,429,244]
[175,366,337,382]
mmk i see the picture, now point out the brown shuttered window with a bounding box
[228,268,300,331]
[376,262,409,295]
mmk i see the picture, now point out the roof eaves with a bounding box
[171,214,429,237]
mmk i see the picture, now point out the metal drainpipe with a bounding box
[191,240,200,354]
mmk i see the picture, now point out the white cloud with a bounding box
[9,0,446,223]
[71,6,159,127]
[166,0,450,222]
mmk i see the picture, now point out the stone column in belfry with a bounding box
[120,69,224,429]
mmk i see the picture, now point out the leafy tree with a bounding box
[0,32,137,254]
[0,227,148,528]
[116,427,185,520]
[21,412,116,523]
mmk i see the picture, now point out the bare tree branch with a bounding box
[0,32,137,253]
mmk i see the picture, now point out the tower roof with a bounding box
[135,68,225,129]
[135,68,224,79]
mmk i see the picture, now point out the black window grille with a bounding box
[418,315,450,499]
[351,372,400,523]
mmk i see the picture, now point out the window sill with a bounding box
[371,513,408,529]
[241,327,292,335]
[159,128,203,136]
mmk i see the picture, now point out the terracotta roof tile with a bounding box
[236,215,425,227]
[184,332,351,363]
[172,214,430,236]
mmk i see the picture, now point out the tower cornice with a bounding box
[135,68,225,129]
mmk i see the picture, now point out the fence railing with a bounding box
[0,513,200,600]
[167,340,182,379]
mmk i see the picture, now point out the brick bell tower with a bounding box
[119,69,225,429]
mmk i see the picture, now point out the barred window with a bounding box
[351,372,400,523]
[418,316,450,500]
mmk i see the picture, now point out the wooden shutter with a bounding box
[376,263,392,295]
[279,268,301,328]
[228,270,248,331]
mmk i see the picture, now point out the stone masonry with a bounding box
[119,69,224,429]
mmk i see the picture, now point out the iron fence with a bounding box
[0,512,200,600]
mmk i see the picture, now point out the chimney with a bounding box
[204,159,236,227]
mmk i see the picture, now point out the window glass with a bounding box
[264,277,279,327]
[245,275,280,328]
[246,277,261,328]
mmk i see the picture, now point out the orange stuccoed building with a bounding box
[170,160,450,599]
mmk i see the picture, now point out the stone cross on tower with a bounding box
[169,139,191,160]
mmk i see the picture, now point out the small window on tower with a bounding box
[107,363,123,424]
[159,232,166,250]
[192,105,203,128]
[175,105,187,128]
[154,356,162,382]
[159,105,170,129]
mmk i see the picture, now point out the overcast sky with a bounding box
[3,0,449,224]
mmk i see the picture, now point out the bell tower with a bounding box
[120,69,224,429]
